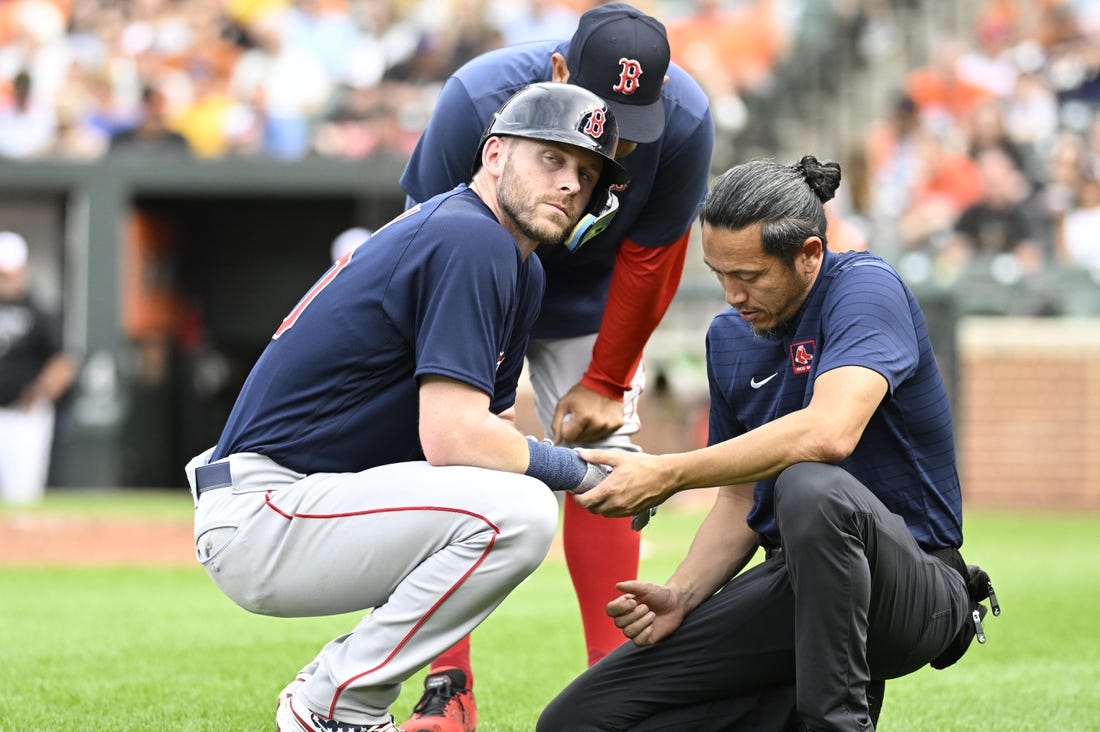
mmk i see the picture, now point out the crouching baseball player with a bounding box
[184,82,628,732]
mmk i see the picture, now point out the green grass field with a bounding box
[1,491,1098,731]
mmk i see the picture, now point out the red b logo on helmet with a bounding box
[613,58,643,95]
[583,108,606,139]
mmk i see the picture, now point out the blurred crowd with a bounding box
[0,0,1098,310]
[837,0,1100,315]
[0,0,795,161]
[0,0,585,161]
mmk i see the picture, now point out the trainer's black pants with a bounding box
[537,463,970,732]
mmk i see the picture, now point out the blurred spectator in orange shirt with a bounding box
[666,0,787,168]
[898,129,983,253]
[865,92,922,180]
[667,0,788,98]
[905,37,995,131]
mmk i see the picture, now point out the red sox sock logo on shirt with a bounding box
[790,340,815,375]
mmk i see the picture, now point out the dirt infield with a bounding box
[0,511,578,567]
[0,513,195,566]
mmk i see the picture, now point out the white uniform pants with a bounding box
[186,450,558,725]
[0,400,55,504]
[526,334,644,448]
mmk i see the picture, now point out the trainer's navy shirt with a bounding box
[400,40,714,338]
[212,186,544,474]
[705,249,963,550]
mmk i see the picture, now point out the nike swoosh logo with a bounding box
[750,373,778,389]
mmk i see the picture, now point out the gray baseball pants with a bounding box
[186,449,558,726]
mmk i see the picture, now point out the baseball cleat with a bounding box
[276,692,402,732]
[399,669,477,732]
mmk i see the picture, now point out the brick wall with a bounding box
[957,317,1100,509]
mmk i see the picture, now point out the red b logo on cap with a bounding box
[613,58,643,95]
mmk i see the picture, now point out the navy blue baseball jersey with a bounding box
[706,249,963,550]
[400,40,714,339]
[211,185,544,474]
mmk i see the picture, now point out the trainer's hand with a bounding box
[607,580,687,646]
[572,449,672,517]
[552,383,624,444]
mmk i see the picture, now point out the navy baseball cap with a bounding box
[565,2,669,144]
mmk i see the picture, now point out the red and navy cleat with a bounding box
[399,669,476,732]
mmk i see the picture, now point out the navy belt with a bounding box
[194,461,232,498]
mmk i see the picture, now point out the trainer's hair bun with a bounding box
[793,155,842,203]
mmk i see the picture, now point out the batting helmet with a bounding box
[473,82,630,187]
[474,82,630,250]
